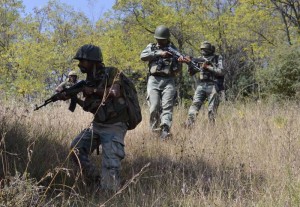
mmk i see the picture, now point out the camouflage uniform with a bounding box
[56,79,77,90]
[56,71,78,92]
[70,45,128,191]
[140,25,181,138]
[187,41,224,125]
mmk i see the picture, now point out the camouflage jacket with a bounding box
[190,54,224,83]
[82,67,128,124]
[56,79,78,92]
[140,43,181,77]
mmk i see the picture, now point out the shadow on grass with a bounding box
[0,113,75,188]
[118,153,265,205]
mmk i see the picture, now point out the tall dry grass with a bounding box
[0,99,299,206]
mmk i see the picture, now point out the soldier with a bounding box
[57,44,129,192]
[55,70,78,92]
[140,25,181,139]
[179,41,224,126]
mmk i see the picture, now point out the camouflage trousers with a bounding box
[147,75,176,131]
[188,82,219,123]
[70,121,127,191]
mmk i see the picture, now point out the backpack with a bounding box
[119,72,142,130]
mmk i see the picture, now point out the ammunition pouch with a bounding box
[149,57,175,76]
[194,70,214,81]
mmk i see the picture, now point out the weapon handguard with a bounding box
[34,80,91,111]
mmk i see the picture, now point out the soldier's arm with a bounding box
[55,81,66,92]
[205,55,225,76]
[140,43,162,61]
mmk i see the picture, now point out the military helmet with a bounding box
[68,71,77,76]
[200,41,215,55]
[200,41,213,50]
[73,44,103,62]
[154,25,171,40]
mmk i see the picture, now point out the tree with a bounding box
[3,0,92,98]
[270,0,300,44]
[0,0,23,98]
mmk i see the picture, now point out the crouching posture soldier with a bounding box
[179,41,224,126]
[58,44,128,191]
[140,25,181,139]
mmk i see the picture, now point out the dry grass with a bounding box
[0,99,300,206]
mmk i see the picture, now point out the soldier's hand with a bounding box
[202,61,210,70]
[108,84,120,98]
[82,86,95,96]
[160,51,172,58]
[178,56,191,63]
[55,92,70,101]
[55,86,64,93]
[188,67,198,76]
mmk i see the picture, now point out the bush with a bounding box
[256,45,300,100]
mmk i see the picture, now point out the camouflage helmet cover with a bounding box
[200,41,213,50]
[154,25,171,40]
[68,70,77,76]
[73,44,103,62]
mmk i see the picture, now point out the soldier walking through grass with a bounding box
[140,25,181,139]
[179,41,224,127]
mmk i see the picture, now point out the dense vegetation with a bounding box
[1,0,299,102]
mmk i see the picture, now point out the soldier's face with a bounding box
[156,39,168,47]
[69,75,77,82]
[201,48,213,56]
[78,60,93,73]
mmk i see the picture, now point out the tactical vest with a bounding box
[194,55,221,82]
[82,67,128,124]
[148,44,179,76]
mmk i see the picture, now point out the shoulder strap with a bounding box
[213,54,219,64]
[104,67,110,79]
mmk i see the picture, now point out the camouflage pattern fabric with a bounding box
[70,121,127,191]
[70,66,128,191]
[188,82,219,123]
[141,42,180,133]
[147,75,176,130]
[56,79,77,91]
[82,67,128,124]
[187,54,224,124]
[140,43,181,77]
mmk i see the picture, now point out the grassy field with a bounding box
[0,100,300,206]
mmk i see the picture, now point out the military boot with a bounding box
[160,124,170,140]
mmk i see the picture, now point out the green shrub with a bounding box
[256,45,300,100]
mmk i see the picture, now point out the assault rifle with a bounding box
[34,80,94,112]
[165,46,213,72]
